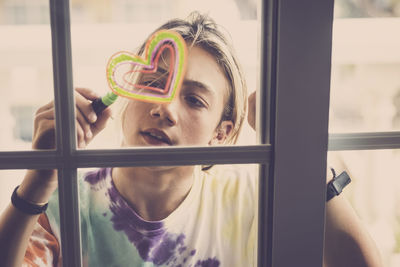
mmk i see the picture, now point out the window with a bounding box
[0,1,53,151]
[0,1,334,266]
[329,1,400,266]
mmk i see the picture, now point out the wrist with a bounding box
[18,169,58,204]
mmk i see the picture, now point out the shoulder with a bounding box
[201,164,257,197]
[81,168,111,189]
[45,168,112,228]
[198,164,258,214]
[47,168,111,204]
[197,165,258,266]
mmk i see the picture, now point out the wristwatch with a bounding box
[326,169,351,202]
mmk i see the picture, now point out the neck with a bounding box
[112,166,195,221]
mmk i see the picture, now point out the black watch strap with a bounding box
[11,186,48,215]
[326,170,351,202]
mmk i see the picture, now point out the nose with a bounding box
[149,99,179,126]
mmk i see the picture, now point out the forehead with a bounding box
[184,46,229,97]
[155,45,229,100]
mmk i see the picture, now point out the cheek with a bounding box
[122,103,142,134]
[121,113,133,144]
[124,101,147,119]
[181,111,219,143]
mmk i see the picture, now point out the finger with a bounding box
[248,91,256,109]
[34,108,92,145]
[34,108,55,133]
[75,91,98,124]
[35,108,55,120]
[75,119,86,148]
[91,107,112,137]
[75,108,93,143]
[35,100,54,115]
[247,91,256,130]
[75,87,101,101]
[32,119,56,150]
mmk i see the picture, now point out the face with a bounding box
[121,45,233,147]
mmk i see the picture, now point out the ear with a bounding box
[209,121,234,145]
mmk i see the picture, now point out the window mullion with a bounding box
[73,145,271,167]
[270,0,334,266]
[329,132,400,150]
[49,0,82,266]
[0,150,58,170]
[0,146,271,170]
[257,0,278,266]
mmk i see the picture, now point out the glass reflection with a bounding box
[0,1,53,150]
[330,1,400,133]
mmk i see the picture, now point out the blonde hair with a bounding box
[117,12,248,145]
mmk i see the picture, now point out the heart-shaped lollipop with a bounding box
[106,30,187,103]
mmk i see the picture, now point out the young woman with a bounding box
[0,12,382,267]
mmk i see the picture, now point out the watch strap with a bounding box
[11,186,48,215]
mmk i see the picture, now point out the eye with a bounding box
[144,81,161,88]
[185,95,207,108]
[141,77,164,88]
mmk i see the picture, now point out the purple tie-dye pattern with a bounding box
[107,184,196,265]
[83,168,221,267]
[194,258,220,267]
[151,233,185,265]
[178,246,187,254]
[84,168,109,191]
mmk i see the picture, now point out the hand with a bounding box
[247,91,256,130]
[32,87,112,149]
[19,88,113,203]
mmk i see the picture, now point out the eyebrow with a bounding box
[140,66,169,82]
[182,80,215,96]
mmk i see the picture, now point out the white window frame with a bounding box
[0,0,357,266]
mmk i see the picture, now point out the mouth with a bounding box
[141,128,172,145]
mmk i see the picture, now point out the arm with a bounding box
[246,91,383,267]
[0,88,111,267]
[323,193,383,267]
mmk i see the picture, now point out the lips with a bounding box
[141,128,172,145]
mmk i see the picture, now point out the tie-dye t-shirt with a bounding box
[24,165,258,267]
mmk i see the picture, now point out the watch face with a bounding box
[335,171,352,189]
[326,171,351,202]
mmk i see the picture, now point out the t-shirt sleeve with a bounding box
[23,213,60,267]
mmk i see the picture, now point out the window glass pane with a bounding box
[77,164,258,266]
[328,150,400,267]
[69,1,260,149]
[0,169,61,265]
[335,0,400,18]
[0,169,25,212]
[0,0,54,151]
[329,1,400,133]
